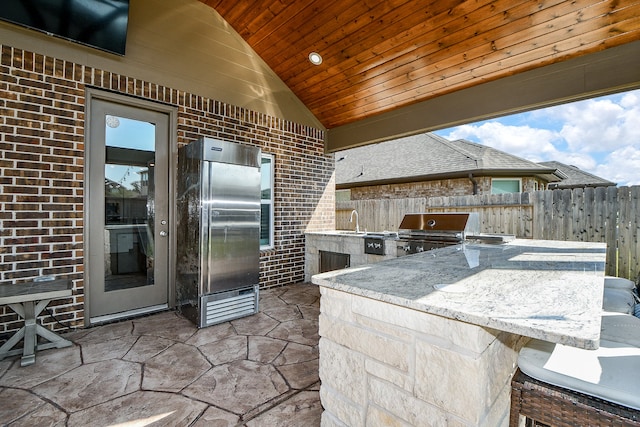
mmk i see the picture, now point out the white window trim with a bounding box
[261,153,275,250]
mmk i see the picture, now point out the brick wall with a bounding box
[0,44,334,334]
[349,177,482,200]
[349,176,543,200]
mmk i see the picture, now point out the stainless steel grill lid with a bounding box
[396,212,512,256]
[397,212,480,240]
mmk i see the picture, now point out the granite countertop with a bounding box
[306,230,398,238]
[312,239,607,350]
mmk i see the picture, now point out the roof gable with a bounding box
[539,161,616,188]
[336,133,561,187]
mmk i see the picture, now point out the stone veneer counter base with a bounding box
[312,239,606,427]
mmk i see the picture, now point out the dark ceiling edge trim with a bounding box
[325,40,640,153]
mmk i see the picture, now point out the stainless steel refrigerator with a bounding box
[176,137,261,327]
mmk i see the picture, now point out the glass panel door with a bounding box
[88,98,170,321]
[104,116,155,291]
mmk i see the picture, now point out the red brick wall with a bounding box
[0,45,333,334]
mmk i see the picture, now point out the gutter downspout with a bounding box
[468,173,478,195]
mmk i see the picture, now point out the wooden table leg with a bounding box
[0,299,71,366]
[0,278,73,366]
[0,326,26,360]
[34,324,72,351]
[21,301,37,366]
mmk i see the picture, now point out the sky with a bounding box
[434,88,640,187]
[105,116,155,189]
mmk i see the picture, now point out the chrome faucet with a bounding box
[349,209,360,233]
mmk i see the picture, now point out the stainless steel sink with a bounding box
[333,230,367,235]
[333,230,398,238]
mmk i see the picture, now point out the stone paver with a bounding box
[192,406,241,427]
[184,359,290,413]
[232,311,280,336]
[185,321,237,347]
[0,283,321,426]
[0,345,82,389]
[280,286,321,306]
[33,359,142,412]
[122,335,175,363]
[269,318,320,346]
[143,342,212,392]
[248,336,288,363]
[67,391,207,426]
[132,311,197,341]
[279,358,320,389]
[200,335,248,365]
[77,335,138,363]
[72,319,133,343]
[0,388,66,426]
[246,390,323,427]
[263,304,304,322]
[274,342,319,365]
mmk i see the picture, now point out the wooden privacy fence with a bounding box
[336,186,640,281]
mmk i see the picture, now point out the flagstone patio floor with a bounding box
[0,283,322,426]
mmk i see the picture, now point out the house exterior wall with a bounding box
[0,0,322,129]
[347,176,543,200]
[349,177,478,200]
[0,44,334,334]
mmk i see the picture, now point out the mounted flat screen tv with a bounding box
[0,0,129,55]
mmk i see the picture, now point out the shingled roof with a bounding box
[336,133,563,188]
[539,161,616,189]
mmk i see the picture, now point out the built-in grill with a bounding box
[396,212,480,256]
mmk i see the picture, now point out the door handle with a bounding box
[159,231,168,237]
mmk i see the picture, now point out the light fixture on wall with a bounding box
[308,52,323,65]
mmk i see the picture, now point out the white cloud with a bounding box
[595,146,640,187]
[445,122,561,161]
[440,89,640,187]
[544,91,640,152]
[552,152,597,172]
[620,90,640,109]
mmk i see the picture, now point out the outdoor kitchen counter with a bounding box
[313,238,606,350]
[313,238,607,426]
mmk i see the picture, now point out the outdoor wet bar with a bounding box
[312,239,607,426]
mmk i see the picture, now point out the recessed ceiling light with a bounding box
[308,52,323,65]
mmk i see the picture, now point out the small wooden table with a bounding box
[0,278,73,366]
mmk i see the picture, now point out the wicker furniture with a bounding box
[510,369,640,427]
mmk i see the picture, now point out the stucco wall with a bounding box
[0,0,322,130]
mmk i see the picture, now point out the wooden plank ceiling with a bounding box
[202,0,640,130]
